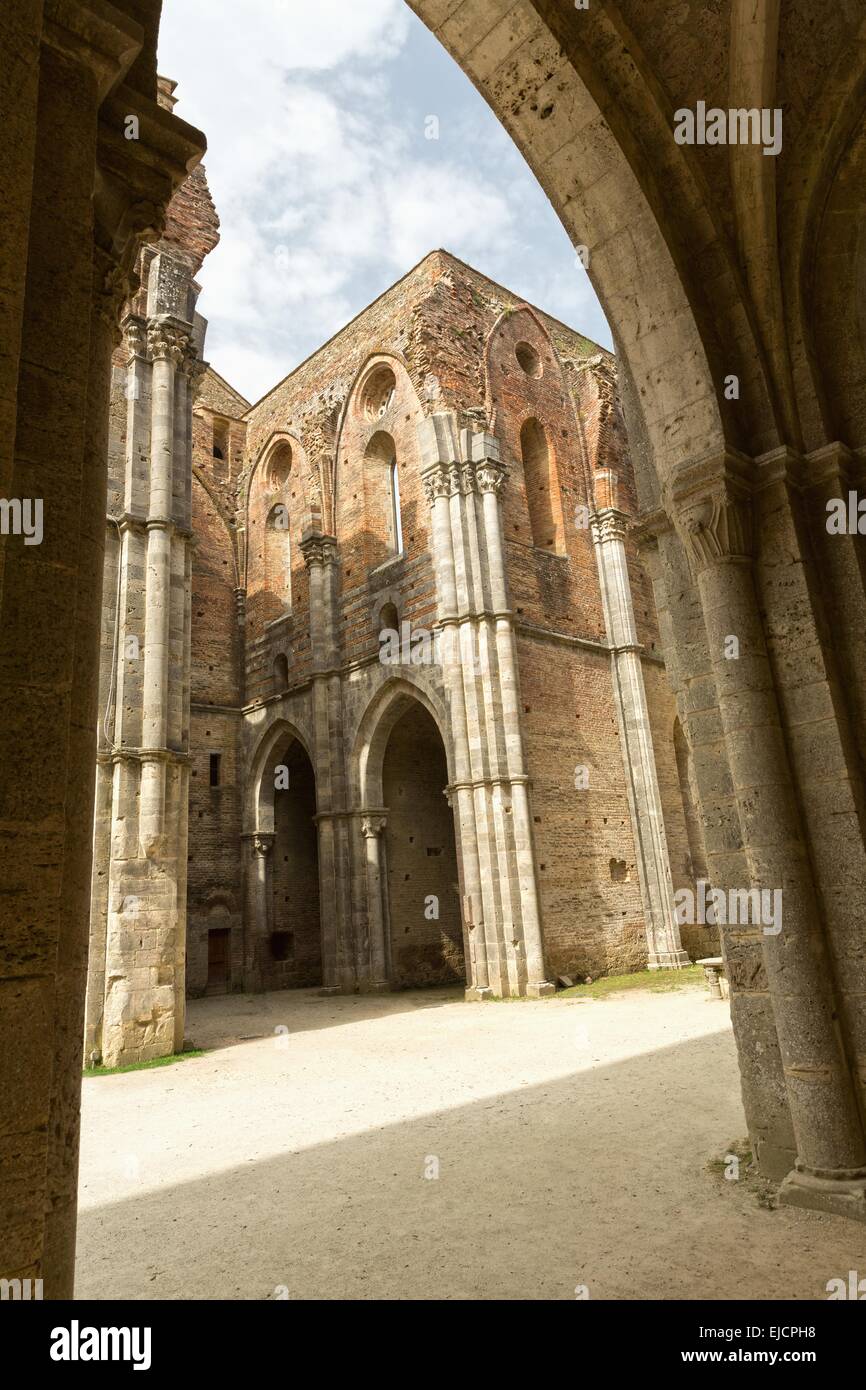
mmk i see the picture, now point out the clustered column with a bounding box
[88,274,206,1068]
[672,453,866,1217]
[419,412,553,998]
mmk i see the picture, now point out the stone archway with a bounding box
[244,722,322,991]
[7,0,866,1302]
[352,677,464,992]
[381,701,464,989]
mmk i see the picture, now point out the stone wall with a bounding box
[185,249,695,993]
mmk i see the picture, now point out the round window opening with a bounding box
[361,364,397,421]
[265,441,292,490]
[515,341,543,379]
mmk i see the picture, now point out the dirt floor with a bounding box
[76,982,866,1300]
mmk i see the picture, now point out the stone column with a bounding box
[422,446,492,997]
[634,513,795,1177]
[140,318,183,855]
[475,449,553,998]
[301,532,354,992]
[361,815,390,989]
[0,0,206,1295]
[89,261,206,1067]
[242,832,274,991]
[418,413,553,999]
[591,505,689,968]
[674,453,866,1218]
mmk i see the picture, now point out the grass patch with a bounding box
[83,1049,204,1078]
[556,965,703,1001]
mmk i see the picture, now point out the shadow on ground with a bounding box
[75,991,866,1300]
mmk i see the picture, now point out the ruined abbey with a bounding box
[83,109,704,1068]
[6,0,866,1304]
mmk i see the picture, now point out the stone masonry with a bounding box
[7,0,866,1299]
[175,248,698,1012]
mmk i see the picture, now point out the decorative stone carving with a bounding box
[590,508,629,546]
[253,833,275,857]
[122,314,147,361]
[361,815,387,839]
[93,247,135,343]
[422,464,452,506]
[459,463,477,496]
[147,319,189,366]
[300,534,338,568]
[476,462,506,497]
[672,454,755,572]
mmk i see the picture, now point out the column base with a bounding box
[526,980,556,999]
[778,1167,866,1223]
[465,985,494,1001]
[363,980,391,995]
[648,950,692,970]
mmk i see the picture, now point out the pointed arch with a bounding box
[351,676,454,808]
[246,717,316,835]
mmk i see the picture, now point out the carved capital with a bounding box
[147,318,189,366]
[180,336,203,379]
[476,462,506,497]
[459,463,477,496]
[590,508,628,546]
[671,452,754,571]
[422,464,452,507]
[300,533,338,568]
[93,246,135,344]
[253,833,275,857]
[361,815,387,839]
[121,313,147,361]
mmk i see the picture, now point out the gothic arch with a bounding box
[247,716,317,836]
[351,676,454,808]
[407,0,733,506]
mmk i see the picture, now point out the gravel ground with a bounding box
[76,983,866,1300]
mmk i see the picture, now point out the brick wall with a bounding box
[183,249,702,989]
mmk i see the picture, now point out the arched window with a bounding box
[520,417,564,553]
[389,458,403,556]
[379,601,399,636]
[264,440,292,491]
[360,364,397,420]
[264,503,291,610]
[213,417,229,468]
[365,431,403,558]
[273,653,289,693]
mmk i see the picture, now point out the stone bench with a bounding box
[696,956,727,1000]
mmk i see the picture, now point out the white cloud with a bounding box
[158,0,611,403]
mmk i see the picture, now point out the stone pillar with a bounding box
[635,513,795,1177]
[591,504,689,968]
[140,320,183,856]
[418,413,553,999]
[361,815,390,989]
[242,832,273,990]
[0,0,207,1295]
[475,449,553,998]
[88,279,206,1067]
[674,452,866,1218]
[301,531,354,992]
[422,444,492,997]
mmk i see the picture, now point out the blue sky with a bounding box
[158,0,611,404]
